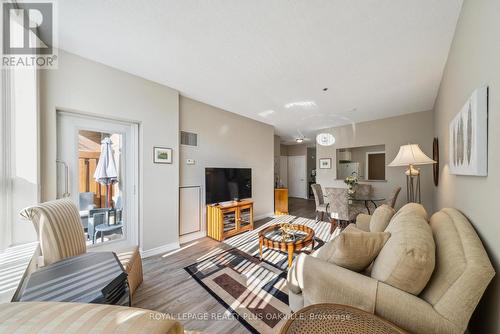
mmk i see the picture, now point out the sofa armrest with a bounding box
[375,283,460,334]
[355,214,372,231]
[288,253,378,313]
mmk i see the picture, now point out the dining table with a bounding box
[349,194,386,214]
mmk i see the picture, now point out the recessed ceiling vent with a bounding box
[181,131,198,146]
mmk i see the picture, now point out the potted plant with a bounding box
[344,172,358,196]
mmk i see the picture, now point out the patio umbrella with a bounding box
[94,137,118,208]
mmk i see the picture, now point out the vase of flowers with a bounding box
[344,173,358,196]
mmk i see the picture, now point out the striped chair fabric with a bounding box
[20,199,144,298]
[20,199,87,266]
[0,302,184,334]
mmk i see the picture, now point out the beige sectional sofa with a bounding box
[287,204,495,334]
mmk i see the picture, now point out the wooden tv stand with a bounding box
[207,199,254,241]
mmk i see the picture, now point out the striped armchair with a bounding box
[20,199,86,265]
[20,199,143,297]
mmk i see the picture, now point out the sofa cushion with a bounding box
[390,202,428,222]
[355,214,371,231]
[369,204,396,232]
[371,203,435,295]
[314,225,390,272]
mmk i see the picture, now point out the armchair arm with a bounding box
[288,254,378,313]
[355,213,372,231]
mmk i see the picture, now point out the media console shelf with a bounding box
[207,199,254,241]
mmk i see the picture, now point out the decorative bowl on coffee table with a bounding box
[259,223,315,268]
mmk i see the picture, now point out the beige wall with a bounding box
[433,0,499,331]
[280,144,288,156]
[282,144,307,156]
[316,110,434,212]
[39,50,180,252]
[179,96,274,221]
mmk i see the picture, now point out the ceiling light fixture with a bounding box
[316,133,335,146]
[284,101,317,109]
[296,138,304,143]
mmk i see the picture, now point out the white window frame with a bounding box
[0,63,41,250]
[0,69,13,250]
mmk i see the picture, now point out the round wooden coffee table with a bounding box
[258,223,315,268]
[279,303,407,334]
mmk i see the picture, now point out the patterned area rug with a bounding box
[185,215,337,334]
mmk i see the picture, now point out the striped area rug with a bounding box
[185,216,337,334]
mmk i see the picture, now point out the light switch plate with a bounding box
[186,159,195,165]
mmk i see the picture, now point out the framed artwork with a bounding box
[153,147,173,164]
[449,86,488,176]
[319,158,332,169]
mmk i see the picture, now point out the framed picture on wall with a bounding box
[449,86,488,176]
[153,147,173,164]
[319,158,332,169]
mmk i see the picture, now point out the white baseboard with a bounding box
[179,231,207,244]
[255,212,275,221]
[140,242,180,258]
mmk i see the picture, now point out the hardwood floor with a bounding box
[133,207,312,333]
[134,217,282,334]
[288,197,316,219]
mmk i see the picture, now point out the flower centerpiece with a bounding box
[344,172,358,196]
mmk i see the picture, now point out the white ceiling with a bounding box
[57,0,462,144]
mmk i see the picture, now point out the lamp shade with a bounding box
[388,144,436,167]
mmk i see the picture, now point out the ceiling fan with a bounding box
[294,130,310,144]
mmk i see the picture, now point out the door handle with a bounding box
[56,160,70,198]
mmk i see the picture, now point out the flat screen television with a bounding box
[205,168,252,204]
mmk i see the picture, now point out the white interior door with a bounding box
[57,111,139,249]
[287,156,307,199]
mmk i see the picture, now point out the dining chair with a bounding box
[355,183,372,196]
[93,210,124,244]
[88,208,110,243]
[355,183,375,211]
[311,184,329,222]
[387,187,402,208]
[325,187,370,231]
[79,192,96,234]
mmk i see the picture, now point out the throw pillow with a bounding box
[322,227,390,272]
[370,204,396,232]
[371,203,435,295]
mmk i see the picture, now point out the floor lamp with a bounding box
[388,144,436,203]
